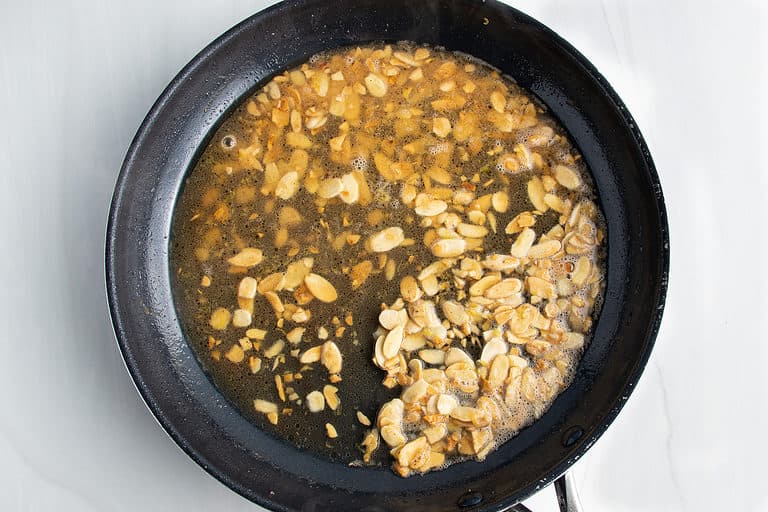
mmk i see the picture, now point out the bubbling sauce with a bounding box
[171,43,605,475]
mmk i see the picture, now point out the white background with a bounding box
[1,1,766,510]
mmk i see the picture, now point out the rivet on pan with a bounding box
[457,491,483,508]
[561,426,585,447]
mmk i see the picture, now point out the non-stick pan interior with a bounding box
[106,0,668,510]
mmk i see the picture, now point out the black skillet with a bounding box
[106,0,669,510]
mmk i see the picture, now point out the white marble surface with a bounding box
[1,1,766,510]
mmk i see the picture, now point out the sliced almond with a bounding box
[357,411,372,426]
[209,307,232,331]
[364,73,388,97]
[379,308,408,330]
[418,349,446,365]
[275,171,300,200]
[527,176,548,212]
[321,340,343,374]
[318,177,344,198]
[254,399,278,414]
[382,325,404,359]
[350,260,374,289]
[224,344,245,363]
[414,194,448,217]
[430,238,466,258]
[554,165,582,190]
[441,300,469,326]
[299,345,322,364]
[227,248,263,268]
[368,227,405,252]
[571,256,592,286]
[263,340,285,359]
[323,385,340,411]
[232,309,252,328]
[237,277,258,299]
[484,278,522,299]
[286,327,306,344]
[339,172,360,204]
[491,191,509,213]
[528,239,562,259]
[400,275,422,303]
[432,117,452,138]
[304,273,338,303]
[258,272,285,294]
[306,391,325,412]
[445,347,474,367]
[510,228,536,258]
[457,223,488,238]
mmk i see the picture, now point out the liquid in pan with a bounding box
[171,43,605,476]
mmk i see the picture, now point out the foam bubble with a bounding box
[350,155,368,171]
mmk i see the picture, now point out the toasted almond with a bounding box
[246,328,267,340]
[441,300,469,325]
[528,239,562,259]
[232,309,252,328]
[339,173,360,204]
[208,306,232,330]
[286,327,306,344]
[323,384,340,411]
[419,349,446,365]
[364,73,388,97]
[430,238,466,258]
[248,356,262,374]
[484,278,522,299]
[318,177,344,198]
[325,423,338,438]
[254,399,278,414]
[445,347,475,367]
[469,274,502,296]
[554,165,582,190]
[227,248,263,268]
[224,344,245,363]
[490,91,506,113]
[284,260,312,290]
[299,345,322,364]
[263,340,285,359]
[492,191,509,213]
[571,256,592,286]
[400,275,422,303]
[457,223,488,238]
[306,391,325,412]
[510,227,536,258]
[236,278,259,300]
[304,273,338,303]
[275,171,300,200]
[350,260,374,288]
[357,411,372,426]
[527,177,548,212]
[379,308,408,330]
[368,227,405,252]
[382,325,404,359]
[258,272,286,294]
[526,276,557,299]
[320,340,343,374]
[414,195,448,217]
[432,117,452,138]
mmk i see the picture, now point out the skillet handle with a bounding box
[554,472,583,512]
[508,472,583,512]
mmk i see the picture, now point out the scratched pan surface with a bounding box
[105,0,669,510]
